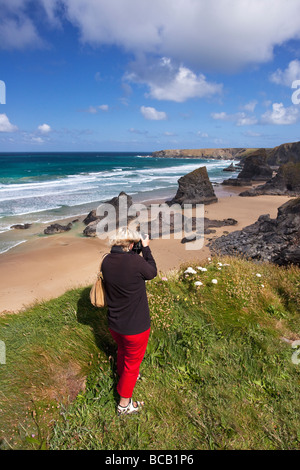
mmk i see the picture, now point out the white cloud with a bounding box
[0,114,18,132]
[211,112,229,121]
[31,136,44,143]
[197,131,209,138]
[0,1,44,50]
[38,123,51,133]
[164,131,177,136]
[60,0,300,72]
[140,106,167,121]
[126,57,222,102]
[81,105,109,113]
[146,64,221,102]
[243,130,262,137]
[3,1,300,72]
[236,113,258,126]
[270,60,300,87]
[261,102,299,125]
[211,111,257,126]
[242,101,258,113]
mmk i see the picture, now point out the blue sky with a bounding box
[1,0,300,152]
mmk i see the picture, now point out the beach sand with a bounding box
[0,187,293,314]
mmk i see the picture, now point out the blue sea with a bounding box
[0,152,238,254]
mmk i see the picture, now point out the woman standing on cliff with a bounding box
[101,227,157,415]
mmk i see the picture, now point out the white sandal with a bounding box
[117,398,144,416]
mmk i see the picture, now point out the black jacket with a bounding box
[101,245,157,335]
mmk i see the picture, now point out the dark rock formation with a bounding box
[83,191,134,237]
[240,162,300,197]
[204,217,237,230]
[222,149,273,186]
[169,166,218,206]
[222,178,253,187]
[266,141,300,166]
[83,220,100,237]
[44,222,72,234]
[83,210,98,225]
[11,223,32,229]
[237,149,273,181]
[83,191,133,225]
[181,217,238,243]
[209,197,300,266]
[223,162,239,172]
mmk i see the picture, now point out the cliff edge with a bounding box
[152,148,258,160]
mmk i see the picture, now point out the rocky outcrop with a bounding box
[237,149,273,181]
[266,141,300,166]
[223,162,240,172]
[83,210,99,226]
[83,191,133,226]
[239,162,300,197]
[209,197,300,266]
[83,191,134,237]
[144,212,237,240]
[222,149,273,186]
[222,177,253,187]
[11,223,32,229]
[44,222,72,234]
[169,166,218,206]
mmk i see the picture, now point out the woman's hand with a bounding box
[141,234,150,247]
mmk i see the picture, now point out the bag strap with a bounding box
[98,253,109,274]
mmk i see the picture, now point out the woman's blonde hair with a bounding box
[109,226,141,249]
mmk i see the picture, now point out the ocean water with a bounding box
[0,152,238,253]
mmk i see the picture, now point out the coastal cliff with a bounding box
[152,148,258,160]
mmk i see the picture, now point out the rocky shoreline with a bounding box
[15,140,300,268]
[209,198,300,266]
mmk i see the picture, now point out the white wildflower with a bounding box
[184,267,197,274]
[261,284,265,288]
[197,266,207,272]
[217,262,223,266]
[211,279,218,284]
[194,281,203,286]
[256,273,262,278]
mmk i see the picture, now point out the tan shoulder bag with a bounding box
[90,254,108,308]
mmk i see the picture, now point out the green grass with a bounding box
[0,256,299,450]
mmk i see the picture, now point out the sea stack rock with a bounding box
[169,166,218,206]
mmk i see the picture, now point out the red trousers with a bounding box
[109,328,150,398]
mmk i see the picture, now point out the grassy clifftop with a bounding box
[0,256,299,450]
[152,148,259,160]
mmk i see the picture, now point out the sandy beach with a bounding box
[0,186,293,314]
